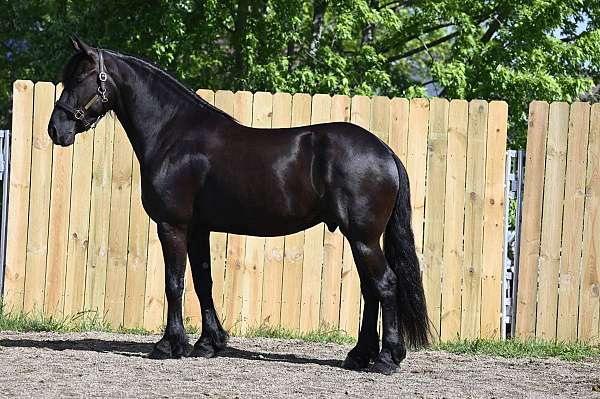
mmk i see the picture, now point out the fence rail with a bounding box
[3,81,508,340]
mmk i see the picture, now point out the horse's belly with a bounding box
[196,184,322,236]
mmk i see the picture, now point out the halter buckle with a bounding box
[74,109,85,120]
[99,72,108,82]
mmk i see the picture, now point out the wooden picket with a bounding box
[104,118,133,327]
[4,81,509,342]
[260,92,290,327]
[319,95,349,329]
[422,98,449,341]
[480,101,508,339]
[44,84,73,317]
[299,94,330,333]
[440,100,468,341]
[63,117,94,316]
[84,114,115,315]
[461,100,488,340]
[280,93,311,332]
[23,82,55,313]
[515,101,550,338]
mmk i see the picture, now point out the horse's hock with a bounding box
[3,82,599,344]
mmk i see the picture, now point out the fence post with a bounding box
[0,130,10,298]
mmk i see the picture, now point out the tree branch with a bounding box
[378,22,454,53]
[387,31,460,63]
[481,16,501,43]
[378,0,417,10]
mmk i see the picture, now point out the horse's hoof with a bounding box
[189,343,216,358]
[148,340,172,359]
[342,354,370,370]
[148,339,192,359]
[369,360,399,375]
[189,335,227,358]
[172,342,193,359]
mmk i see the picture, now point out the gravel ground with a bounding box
[0,331,599,398]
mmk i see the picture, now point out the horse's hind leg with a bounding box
[342,266,380,370]
[346,239,405,374]
[187,228,228,357]
[149,222,192,359]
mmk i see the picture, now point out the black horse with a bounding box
[48,37,429,374]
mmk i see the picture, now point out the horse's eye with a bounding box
[75,75,86,83]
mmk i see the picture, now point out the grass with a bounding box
[0,302,150,335]
[242,324,357,345]
[435,338,600,362]
[2,304,599,361]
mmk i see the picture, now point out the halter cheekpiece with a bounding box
[55,49,109,129]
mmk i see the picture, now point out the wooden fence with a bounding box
[2,80,508,341]
[516,101,600,344]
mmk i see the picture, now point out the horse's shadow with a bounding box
[0,337,343,368]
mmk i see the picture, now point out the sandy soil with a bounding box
[0,331,598,398]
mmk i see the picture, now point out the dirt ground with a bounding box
[0,331,598,398]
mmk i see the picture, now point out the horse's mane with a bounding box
[62,48,236,122]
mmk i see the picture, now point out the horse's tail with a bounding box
[384,153,430,348]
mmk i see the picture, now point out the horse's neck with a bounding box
[110,55,195,166]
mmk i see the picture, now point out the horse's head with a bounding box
[48,36,115,146]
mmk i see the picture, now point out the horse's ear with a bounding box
[68,35,94,56]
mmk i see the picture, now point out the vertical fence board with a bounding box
[440,100,468,341]
[480,101,508,339]
[339,95,371,336]
[578,103,600,344]
[407,99,429,257]
[4,81,34,312]
[280,93,311,331]
[556,102,590,342]
[123,157,149,328]
[535,102,569,341]
[222,91,253,332]
[260,93,291,327]
[371,96,391,143]
[63,125,95,316]
[23,82,55,313]
[84,115,115,315]
[212,90,235,321]
[104,118,133,327]
[515,101,550,338]
[300,94,330,332]
[389,98,409,164]
[461,100,488,339]
[319,95,350,329]
[44,84,73,316]
[422,98,449,341]
[240,92,272,332]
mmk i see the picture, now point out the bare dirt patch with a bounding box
[0,331,598,398]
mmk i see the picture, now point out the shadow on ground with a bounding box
[0,338,343,368]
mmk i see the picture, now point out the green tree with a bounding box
[1,0,598,147]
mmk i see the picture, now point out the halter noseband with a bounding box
[55,49,109,129]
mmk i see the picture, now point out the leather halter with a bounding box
[55,49,109,129]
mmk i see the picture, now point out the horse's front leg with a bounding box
[187,228,229,357]
[149,222,192,359]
